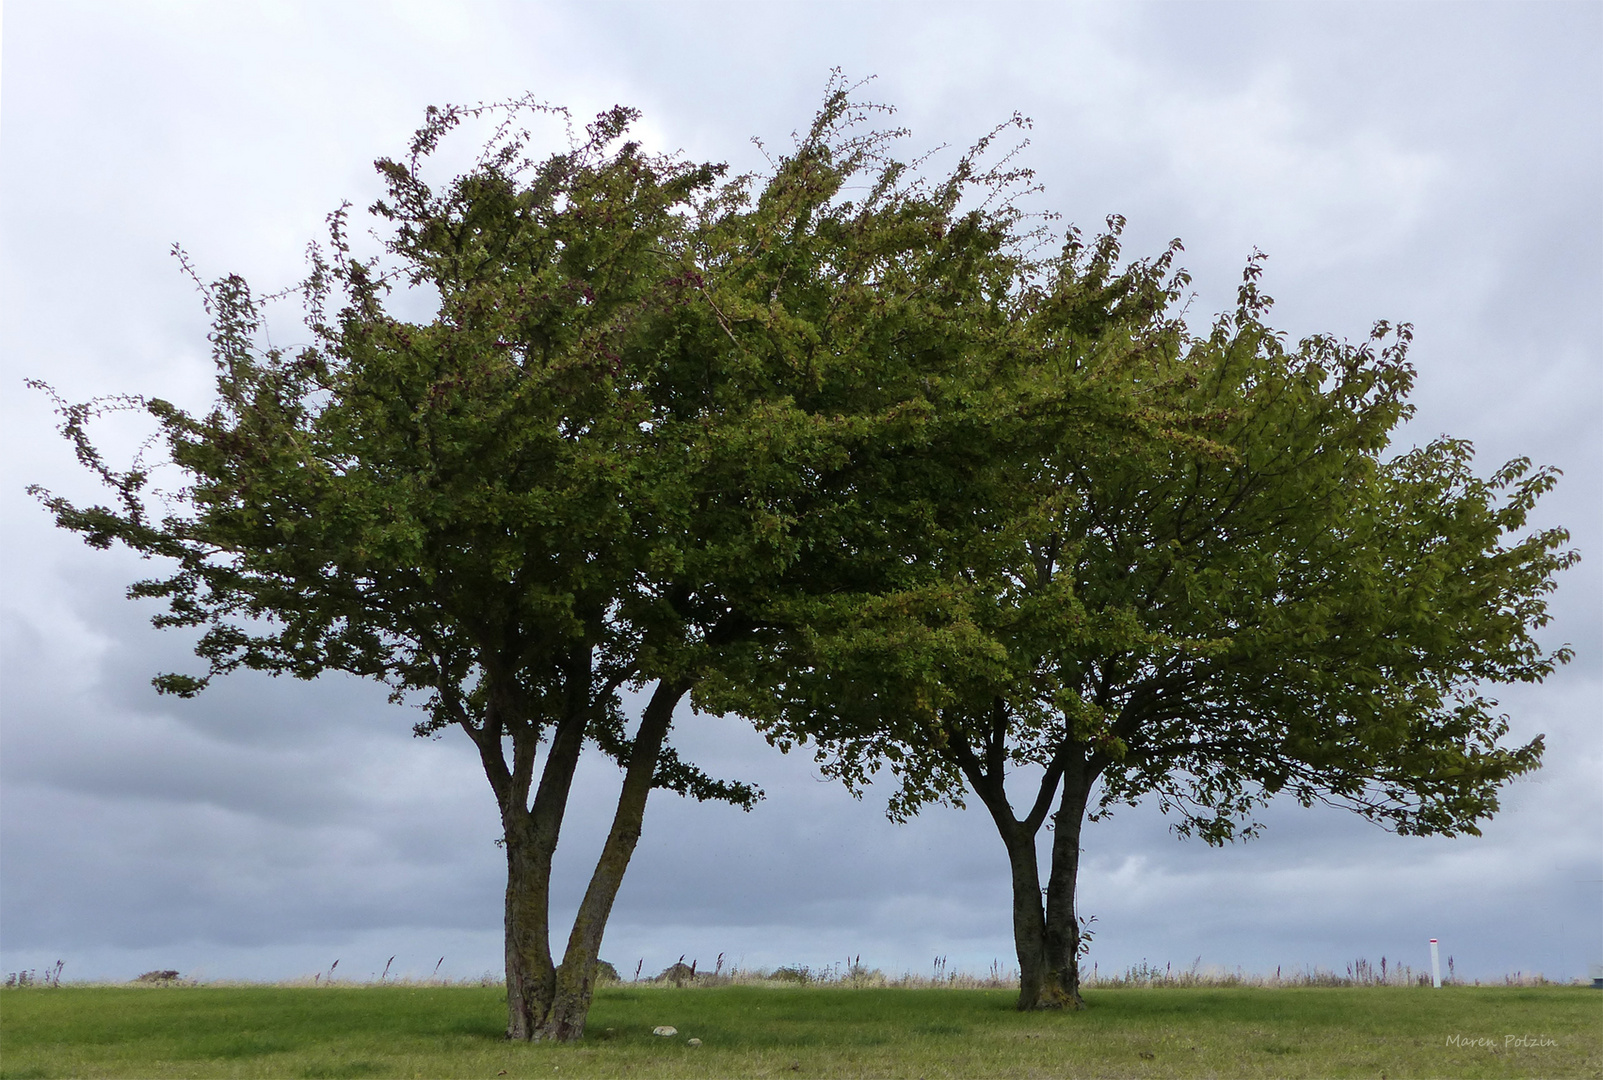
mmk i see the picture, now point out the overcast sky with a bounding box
[2,1,1598,986]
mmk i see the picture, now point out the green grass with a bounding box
[1,985,1597,1078]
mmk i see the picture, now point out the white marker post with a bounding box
[1429,939,1442,988]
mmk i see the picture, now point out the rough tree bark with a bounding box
[1001,829,1065,1010]
[1041,759,1097,1010]
[502,812,557,1040]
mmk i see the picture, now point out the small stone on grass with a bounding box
[652,1025,678,1037]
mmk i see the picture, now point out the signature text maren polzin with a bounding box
[1445,1034,1558,1049]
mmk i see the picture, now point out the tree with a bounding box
[29,87,1044,1040]
[740,225,1579,1011]
[35,100,750,1040]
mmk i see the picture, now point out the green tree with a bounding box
[742,229,1578,1011]
[30,88,1044,1040]
[35,101,748,1041]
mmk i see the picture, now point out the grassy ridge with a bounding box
[1,985,1597,1078]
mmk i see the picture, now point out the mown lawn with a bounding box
[0,984,1597,1078]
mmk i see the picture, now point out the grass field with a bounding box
[1,984,1597,1079]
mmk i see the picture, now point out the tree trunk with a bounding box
[537,678,689,1041]
[956,722,1082,1013]
[1001,823,1082,1011]
[1041,761,1095,1010]
[999,831,1059,1010]
[502,811,556,1040]
[486,663,590,1042]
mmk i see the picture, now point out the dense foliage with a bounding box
[736,235,1576,1008]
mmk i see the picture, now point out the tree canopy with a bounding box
[732,230,1577,1010]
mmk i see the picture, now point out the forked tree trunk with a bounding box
[949,712,1108,1012]
[499,716,583,1038]
[976,741,1097,1012]
[491,677,689,1041]
[973,773,1080,1012]
[1005,823,1083,1011]
[537,679,689,1041]
[490,676,590,1042]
